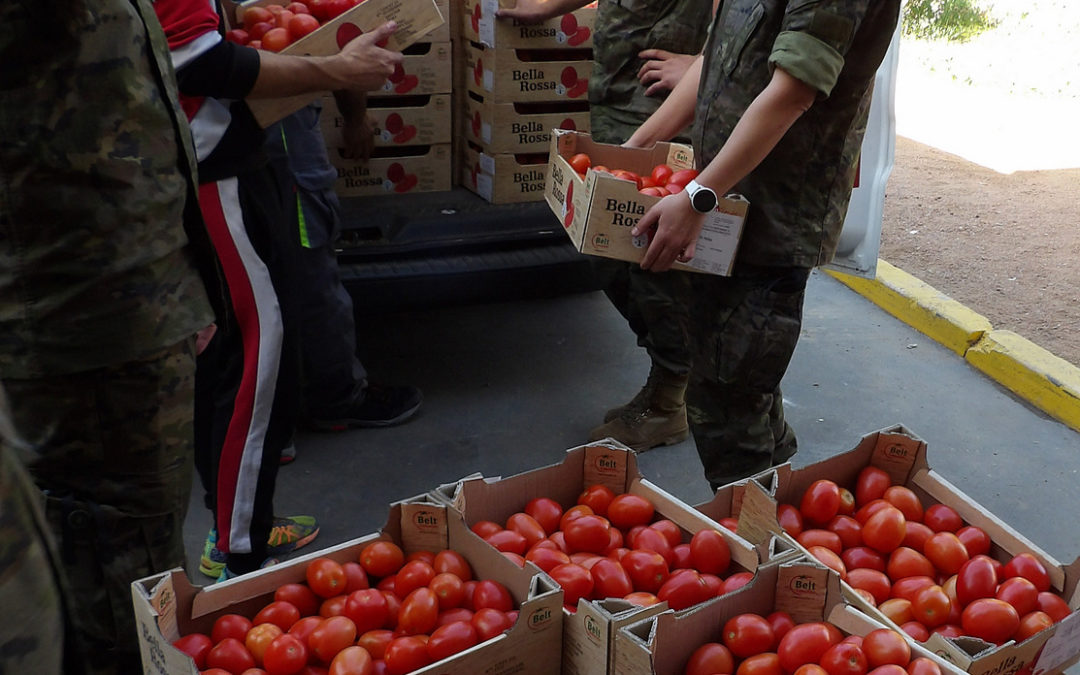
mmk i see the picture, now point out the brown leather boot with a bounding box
[589,368,689,452]
[602,366,662,423]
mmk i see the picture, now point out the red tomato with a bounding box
[568,153,591,175]
[428,572,466,610]
[798,529,844,555]
[357,629,393,660]
[855,500,892,525]
[394,560,436,598]
[656,569,712,610]
[886,547,935,580]
[767,611,796,648]
[287,616,321,644]
[471,607,514,640]
[843,547,886,573]
[506,512,547,549]
[795,666,830,675]
[684,642,735,675]
[901,522,934,553]
[922,504,963,533]
[308,615,358,664]
[861,629,910,668]
[254,601,301,632]
[288,13,320,40]
[577,484,615,515]
[672,543,694,570]
[260,27,292,52]
[630,526,674,564]
[606,494,655,529]
[328,645,372,675]
[882,486,924,523]
[1003,553,1051,592]
[722,613,776,659]
[276,583,321,618]
[207,637,256,674]
[855,466,893,507]
[242,5,274,28]
[1015,610,1054,641]
[360,541,405,578]
[397,588,439,635]
[777,622,840,673]
[549,562,594,606]
[225,28,251,45]
[995,576,1039,616]
[906,658,942,675]
[910,585,951,628]
[611,170,642,188]
[931,623,964,639]
[961,598,1020,644]
[819,641,869,675]
[172,633,213,669]
[667,168,699,189]
[846,568,892,606]
[718,517,739,533]
[862,506,907,553]
[878,598,914,626]
[342,589,389,634]
[891,576,937,603]
[624,591,660,606]
[800,479,843,527]
[263,633,308,675]
[590,558,634,599]
[425,620,479,662]
[737,652,782,675]
[649,519,682,549]
[383,636,432,675]
[650,164,674,185]
[956,556,999,607]
[689,529,731,575]
[525,497,564,535]
[341,562,370,594]
[722,572,754,594]
[838,488,857,516]
[777,504,804,537]
[472,579,514,612]
[471,520,503,539]
[923,532,969,575]
[484,529,528,555]
[827,516,863,550]
[213,614,255,644]
[432,549,473,581]
[525,545,571,573]
[956,526,991,558]
[808,546,847,580]
[1036,591,1072,622]
[621,549,669,593]
[559,504,594,531]
[900,621,930,643]
[563,514,612,554]
[308,558,348,599]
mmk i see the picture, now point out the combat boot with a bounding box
[589,368,689,452]
[602,365,662,423]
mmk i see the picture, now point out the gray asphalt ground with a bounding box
[183,270,1080,574]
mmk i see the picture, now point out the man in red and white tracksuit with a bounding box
[154,0,402,577]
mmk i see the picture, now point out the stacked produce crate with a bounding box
[458,0,595,203]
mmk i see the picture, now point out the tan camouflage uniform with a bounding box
[588,0,713,383]
[0,0,215,671]
[687,0,899,489]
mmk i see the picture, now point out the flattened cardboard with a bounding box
[463,0,597,48]
[133,497,564,675]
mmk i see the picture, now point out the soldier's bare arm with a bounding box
[637,49,698,97]
[624,55,703,149]
[495,0,591,24]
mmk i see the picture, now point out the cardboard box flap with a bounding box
[735,477,786,546]
[774,561,840,624]
[1033,608,1080,675]
[827,604,968,675]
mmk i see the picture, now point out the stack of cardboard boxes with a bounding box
[321,0,455,196]
[458,0,596,203]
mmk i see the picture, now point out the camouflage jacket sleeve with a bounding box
[769,0,876,96]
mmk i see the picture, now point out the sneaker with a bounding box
[199,528,226,579]
[279,440,297,465]
[306,384,422,431]
[217,556,279,583]
[267,515,320,556]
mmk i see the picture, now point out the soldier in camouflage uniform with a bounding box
[497,0,712,452]
[0,0,217,672]
[624,0,900,489]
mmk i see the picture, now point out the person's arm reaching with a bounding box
[636,50,698,97]
[624,55,703,149]
[495,0,590,24]
[631,66,818,271]
[333,89,375,160]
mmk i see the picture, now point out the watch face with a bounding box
[692,187,717,212]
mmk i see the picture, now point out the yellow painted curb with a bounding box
[825,261,991,356]
[966,330,1080,432]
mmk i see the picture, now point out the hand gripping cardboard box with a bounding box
[321,93,452,148]
[464,40,594,103]
[438,439,763,675]
[614,560,965,675]
[132,497,563,675]
[224,0,446,126]
[463,90,590,154]
[696,424,1080,675]
[546,129,747,275]
[463,0,597,49]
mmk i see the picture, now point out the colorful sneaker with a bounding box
[266,515,320,556]
[306,384,423,431]
[199,528,227,579]
[217,557,279,583]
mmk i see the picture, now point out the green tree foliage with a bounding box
[903,0,1000,42]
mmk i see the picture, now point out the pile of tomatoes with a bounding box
[172,540,520,675]
[684,620,944,675]
[781,467,1073,647]
[566,152,700,198]
[226,0,357,52]
[471,484,749,612]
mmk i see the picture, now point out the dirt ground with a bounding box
[879,136,1080,367]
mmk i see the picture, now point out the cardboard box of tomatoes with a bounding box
[695,425,1080,675]
[614,560,965,675]
[436,439,764,675]
[132,496,563,674]
[545,129,748,276]
[221,0,446,126]
[462,0,597,49]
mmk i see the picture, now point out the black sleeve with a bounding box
[174,39,261,100]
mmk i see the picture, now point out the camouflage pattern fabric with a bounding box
[685,268,809,490]
[693,0,901,268]
[589,0,712,120]
[4,339,197,675]
[0,0,214,379]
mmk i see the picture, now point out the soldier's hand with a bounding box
[633,192,704,271]
[496,0,557,24]
[637,49,696,97]
[337,22,404,91]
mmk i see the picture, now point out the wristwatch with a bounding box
[685,179,718,214]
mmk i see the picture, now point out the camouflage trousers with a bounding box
[686,267,810,490]
[3,339,197,675]
[589,106,696,377]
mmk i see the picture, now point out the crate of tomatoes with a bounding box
[221,0,446,125]
[132,496,563,675]
[544,129,748,276]
[437,439,767,675]
[615,559,964,675]
[697,425,1080,675]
